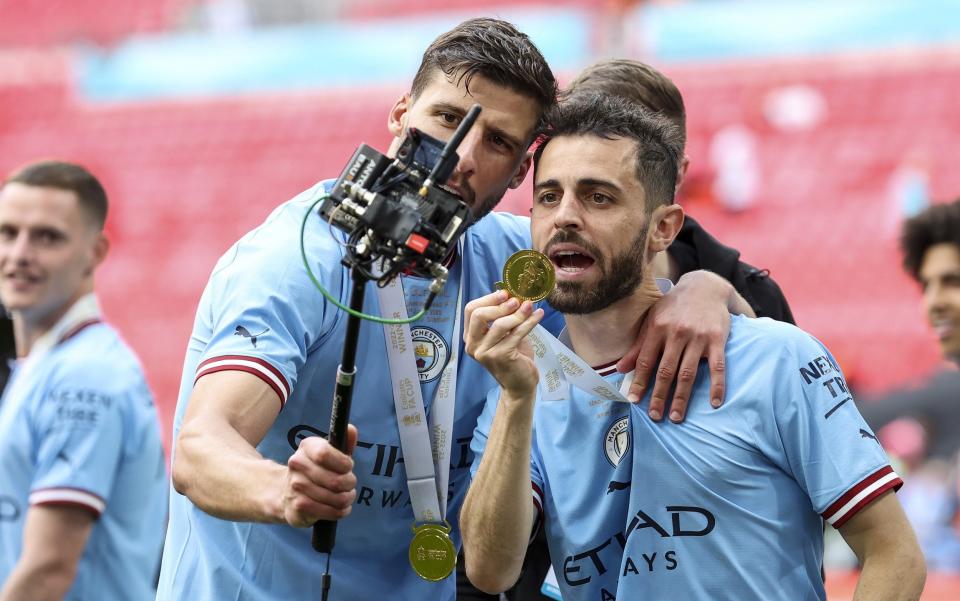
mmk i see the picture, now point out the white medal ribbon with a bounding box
[528,326,634,402]
[527,278,673,402]
[378,258,462,523]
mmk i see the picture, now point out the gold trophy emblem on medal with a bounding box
[495,250,555,302]
[409,522,457,581]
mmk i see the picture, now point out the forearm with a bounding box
[725,289,755,317]
[852,547,926,601]
[841,492,926,601]
[1,560,76,601]
[853,549,927,601]
[172,417,286,523]
[461,391,537,594]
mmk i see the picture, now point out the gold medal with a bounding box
[409,522,457,582]
[495,250,555,302]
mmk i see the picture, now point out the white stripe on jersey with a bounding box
[30,487,106,515]
[823,467,901,527]
[196,356,289,405]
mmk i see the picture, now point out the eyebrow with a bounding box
[432,101,525,150]
[534,177,623,193]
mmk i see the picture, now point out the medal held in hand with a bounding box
[409,521,457,581]
[495,250,555,302]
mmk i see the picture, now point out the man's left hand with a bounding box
[617,271,748,422]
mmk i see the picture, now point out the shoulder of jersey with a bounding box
[55,323,145,384]
[730,314,819,359]
[468,211,531,243]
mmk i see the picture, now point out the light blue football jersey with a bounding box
[157,181,554,601]
[472,315,901,601]
[0,296,167,601]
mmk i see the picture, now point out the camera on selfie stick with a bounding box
[309,105,482,600]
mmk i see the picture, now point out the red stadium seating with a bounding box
[343,0,592,20]
[0,0,190,47]
[1,49,958,444]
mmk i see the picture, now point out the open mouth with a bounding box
[931,320,956,341]
[439,183,462,199]
[549,248,596,274]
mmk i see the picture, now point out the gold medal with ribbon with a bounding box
[495,249,555,302]
[409,521,457,581]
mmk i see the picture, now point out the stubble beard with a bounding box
[546,225,649,315]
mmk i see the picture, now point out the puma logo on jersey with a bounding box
[235,325,270,348]
[606,480,631,495]
[859,429,878,441]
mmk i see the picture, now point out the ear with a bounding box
[676,155,691,192]
[387,93,411,139]
[508,151,533,189]
[647,204,684,254]
[87,233,109,275]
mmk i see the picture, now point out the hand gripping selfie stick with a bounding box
[307,105,483,600]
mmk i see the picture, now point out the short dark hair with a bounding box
[5,160,108,229]
[901,198,960,281]
[564,59,687,152]
[410,18,558,141]
[534,93,682,211]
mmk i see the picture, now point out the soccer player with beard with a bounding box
[460,94,925,601]
[158,18,752,601]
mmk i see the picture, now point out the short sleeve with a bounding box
[27,363,127,517]
[195,186,346,409]
[760,327,902,529]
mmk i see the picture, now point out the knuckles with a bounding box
[676,366,697,383]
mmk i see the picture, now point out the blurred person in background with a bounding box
[857,197,960,571]
[461,93,925,601]
[467,57,797,601]
[0,311,14,392]
[0,161,167,601]
[159,18,754,601]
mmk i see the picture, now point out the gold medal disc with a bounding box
[409,522,457,582]
[494,250,555,302]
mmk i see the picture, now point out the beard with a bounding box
[545,225,649,315]
[466,190,500,225]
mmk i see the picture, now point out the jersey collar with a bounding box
[556,278,674,373]
[29,293,102,359]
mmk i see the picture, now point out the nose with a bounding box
[924,280,947,315]
[453,128,480,180]
[553,191,584,232]
[6,231,33,265]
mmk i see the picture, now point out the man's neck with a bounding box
[12,287,95,358]
[652,249,680,283]
[563,275,664,367]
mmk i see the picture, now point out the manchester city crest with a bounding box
[410,327,450,382]
[603,416,630,467]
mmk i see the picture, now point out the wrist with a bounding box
[499,388,537,416]
[261,462,289,524]
[677,270,739,311]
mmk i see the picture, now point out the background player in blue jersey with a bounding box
[461,95,926,600]
[0,161,167,601]
[159,19,758,601]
